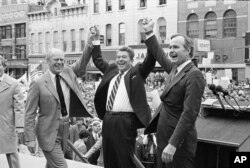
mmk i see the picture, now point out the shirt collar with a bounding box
[176,60,191,74]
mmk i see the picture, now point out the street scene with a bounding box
[1,0,250,168]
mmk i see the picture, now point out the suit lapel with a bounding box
[161,62,193,98]
[0,76,10,93]
[124,69,132,99]
[44,72,60,102]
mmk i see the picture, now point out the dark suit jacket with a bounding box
[92,45,156,128]
[144,35,205,157]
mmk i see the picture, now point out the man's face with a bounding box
[115,51,133,73]
[168,36,190,66]
[0,60,5,77]
[76,119,84,126]
[92,123,101,133]
[47,51,65,74]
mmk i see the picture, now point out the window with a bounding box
[223,10,237,38]
[158,17,166,43]
[11,0,17,4]
[15,23,26,38]
[45,32,51,53]
[159,0,166,5]
[15,45,26,59]
[106,24,112,46]
[94,0,99,13]
[140,0,147,7]
[38,32,43,53]
[54,8,58,16]
[187,13,199,38]
[80,28,85,51]
[1,46,12,60]
[0,25,12,39]
[138,20,146,44]
[62,30,67,52]
[30,33,35,54]
[119,23,125,45]
[53,31,59,48]
[71,29,76,52]
[204,12,217,38]
[2,0,7,5]
[106,0,112,11]
[119,0,125,10]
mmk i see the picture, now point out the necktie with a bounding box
[106,72,123,111]
[170,68,178,82]
[55,74,67,117]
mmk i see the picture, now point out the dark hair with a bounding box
[170,33,194,58]
[79,130,90,139]
[0,55,7,68]
[118,46,135,60]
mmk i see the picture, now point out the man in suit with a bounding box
[0,55,25,168]
[91,26,156,168]
[142,18,206,168]
[24,30,95,168]
[85,120,101,165]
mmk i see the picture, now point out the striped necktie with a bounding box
[106,72,123,111]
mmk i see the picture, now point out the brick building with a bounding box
[178,0,248,81]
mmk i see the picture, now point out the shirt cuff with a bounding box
[146,33,155,40]
[93,40,101,45]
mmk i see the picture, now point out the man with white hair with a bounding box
[24,29,96,168]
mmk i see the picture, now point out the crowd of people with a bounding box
[1,19,250,168]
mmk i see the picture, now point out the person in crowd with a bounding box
[24,29,96,168]
[84,132,103,167]
[90,26,156,168]
[0,55,25,168]
[73,129,91,162]
[85,120,101,165]
[143,18,205,168]
[69,117,87,144]
[141,134,157,168]
[135,129,146,162]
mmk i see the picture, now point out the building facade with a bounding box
[26,0,177,79]
[178,0,248,81]
[0,0,36,78]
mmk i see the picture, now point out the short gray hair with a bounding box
[46,48,64,60]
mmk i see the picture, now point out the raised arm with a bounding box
[142,18,173,74]
[138,50,156,80]
[71,28,96,77]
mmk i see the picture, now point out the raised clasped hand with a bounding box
[142,17,154,32]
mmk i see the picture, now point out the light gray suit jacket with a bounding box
[0,74,25,154]
[24,45,93,151]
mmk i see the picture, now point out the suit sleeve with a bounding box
[24,80,39,142]
[138,50,156,80]
[145,35,172,74]
[169,71,205,147]
[13,83,25,128]
[71,41,94,77]
[92,45,109,74]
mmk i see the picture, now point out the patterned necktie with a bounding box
[106,72,123,111]
[55,74,67,117]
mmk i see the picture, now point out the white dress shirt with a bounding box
[106,71,134,112]
[49,70,70,117]
[176,60,191,76]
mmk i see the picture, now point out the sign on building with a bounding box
[194,39,211,52]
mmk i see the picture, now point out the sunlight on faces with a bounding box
[47,49,65,75]
[115,51,133,73]
[169,36,191,66]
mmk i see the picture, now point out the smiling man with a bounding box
[24,29,95,168]
[142,18,205,168]
[91,26,156,168]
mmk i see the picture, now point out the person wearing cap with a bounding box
[0,55,25,168]
[142,18,205,168]
[86,120,101,165]
[73,129,91,162]
[24,29,96,168]
[90,26,156,168]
